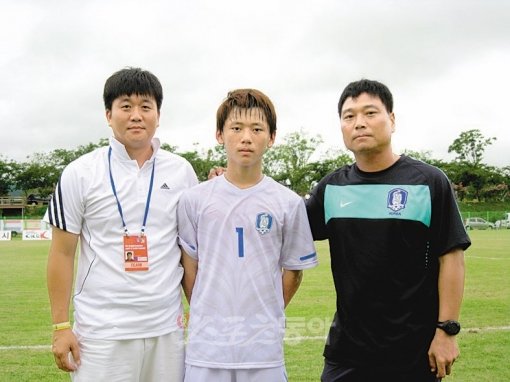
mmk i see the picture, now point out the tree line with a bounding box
[1,129,508,202]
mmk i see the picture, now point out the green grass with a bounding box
[0,231,509,381]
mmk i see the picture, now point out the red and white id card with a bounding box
[123,235,149,272]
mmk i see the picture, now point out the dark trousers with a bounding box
[321,359,441,382]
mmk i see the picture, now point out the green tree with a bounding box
[263,130,323,195]
[446,130,498,201]
[176,144,226,181]
[499,166,510,202]
[160,143,177,153]
[478,165,509,202]
[12,160,60,197]
[261,130,352,195]
[448,129,496,166]
[0,156,16,195]
[402,149,434,163]
[46,138,109,171]
[305,149,353,190]
[452,164,498,201]
[10,139,109,197]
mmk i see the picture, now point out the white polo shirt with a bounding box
[46,137,198,340]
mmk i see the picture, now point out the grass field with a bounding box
[0,231,509,381]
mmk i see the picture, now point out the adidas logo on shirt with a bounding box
[160,183,171,190]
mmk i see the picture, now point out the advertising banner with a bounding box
[22,230,52,240]
[1,219,23,233]
[0,231,12,240]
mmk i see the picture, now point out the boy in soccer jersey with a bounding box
[177,89,318,382]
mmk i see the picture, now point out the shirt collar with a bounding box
[108,136,161,163]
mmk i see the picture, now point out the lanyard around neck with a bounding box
[108,146,156,236]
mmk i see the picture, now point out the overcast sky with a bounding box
[1,0,509,167]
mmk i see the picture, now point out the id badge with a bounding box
[123,235,149,271]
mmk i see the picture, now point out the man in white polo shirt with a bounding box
[46,67,198,381]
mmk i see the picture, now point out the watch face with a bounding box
[444,321,461,335]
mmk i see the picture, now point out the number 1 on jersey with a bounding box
[236,227,244,258]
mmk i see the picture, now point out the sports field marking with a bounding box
[0,345,50,350]
[466,256,509,260]
[2,326,509,351]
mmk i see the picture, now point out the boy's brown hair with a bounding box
[216,89,277,136]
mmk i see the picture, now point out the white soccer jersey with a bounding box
[45,137,198,340]
[178,175,318,369]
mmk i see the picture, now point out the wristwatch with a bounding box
[437,320,461,335]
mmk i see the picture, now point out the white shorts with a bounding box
[71,330,184,382]
[184,364,288,382]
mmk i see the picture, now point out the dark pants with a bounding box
[321,359,441,382]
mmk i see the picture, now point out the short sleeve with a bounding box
[45,161,86,234]
[280,197,318,270]
[305,180,329,241]
[177,191,199,259]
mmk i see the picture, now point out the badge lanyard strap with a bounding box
[108,146,156,236]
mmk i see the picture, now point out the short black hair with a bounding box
[338,79,393,115]
[103,67,163,111]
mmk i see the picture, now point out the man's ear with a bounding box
[106,109,112,126]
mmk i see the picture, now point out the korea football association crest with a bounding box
[255,212,273,235]
[387,188,408,212]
